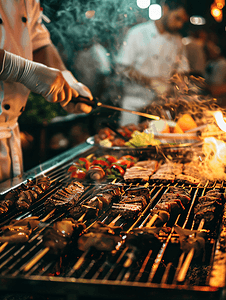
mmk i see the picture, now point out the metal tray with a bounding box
[86,136,202,160]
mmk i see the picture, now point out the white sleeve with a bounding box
[28,0,52,52]
[116,28,140,67]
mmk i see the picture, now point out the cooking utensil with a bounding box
[72,96,160,121]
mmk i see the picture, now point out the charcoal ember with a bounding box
[77,232,121,252]
[111,203,143,219]
[148,210,170,227]
[174,225,207,258]
[43,218,85,255]
[0,216,40,243]
[119,195,147,209]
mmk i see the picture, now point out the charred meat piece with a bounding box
[77,221,121,252]
[148,210,170,227]
[124,186,150,201]
[111,203,143,219]
[43,218,86,255]
[124,160,158,182]
[150,162,183,181]
[0,177,51,214]
[194,189,225,227]
[69,205,98,220]
[0,190,18,215]
[78,232,121,252]
[77,221,122,253]
[125,227,161,250]
[160,188,191,206]
[119,195,147,209]
[16,190,39,210]
[155,199,186,214]
[174,225,207,258]
[0,216,40,243]
[44,181,84,211]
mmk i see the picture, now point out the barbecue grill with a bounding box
[0,141,226,300]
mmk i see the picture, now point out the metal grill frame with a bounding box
[0,141,226,300]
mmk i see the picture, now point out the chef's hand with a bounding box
[61,70,93,114]
[0,51,93,113]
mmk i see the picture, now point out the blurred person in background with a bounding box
[115,0,191,126]
[183,26,208,77]
[204,32,226,108]
[0,0,93,183]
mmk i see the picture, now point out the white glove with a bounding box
[0,51,74,105]
[61,70,93,114]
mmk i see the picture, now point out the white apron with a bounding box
[0,0,51,182]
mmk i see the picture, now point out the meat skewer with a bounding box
[174,188,226,282]
[0,177,51,215]
[175,220,206,283]
[23,217,86,272]
[69,184,124,222]
[147,214,181,282]
[0,208,56,253]
[69,216,122,274]
[148,186,191,227]
[44,181,85,212]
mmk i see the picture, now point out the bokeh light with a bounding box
[137,0,151,9]
[149,4,162,20]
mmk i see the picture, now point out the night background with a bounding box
[19,0,226,170]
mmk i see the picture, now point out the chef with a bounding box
[116,0,190,126]
[0,0,93,183]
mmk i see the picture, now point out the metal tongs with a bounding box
[72,96,160,121]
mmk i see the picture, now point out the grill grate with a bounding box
[0,146,226,300]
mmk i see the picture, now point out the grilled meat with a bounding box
[124,160,158,182]
[194,189,225,228]
[43,218,86,255]
[0,216,40,243]
[44,181,84,211]
[111,203,143,219]
[0,177,51,214]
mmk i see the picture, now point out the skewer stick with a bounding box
[145,214,159,228]
[23,247,50,272]
[177,218,205,283]
[71,249,90,272]
[123,211,157,268]
[0,242,8,253]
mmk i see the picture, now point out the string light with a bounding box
[137,0,151,9]
[149,4,162,20]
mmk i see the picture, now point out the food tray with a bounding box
[86,136,202,160]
